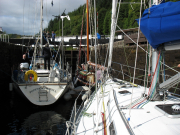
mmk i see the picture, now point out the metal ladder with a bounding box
[39,90,48,102]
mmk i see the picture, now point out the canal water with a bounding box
[1,84,78,135]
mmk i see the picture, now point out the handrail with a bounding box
[112,61,180,81]
[111,61,180,92]
[0,34,9,42]
[66,65,180,134]
[113,89,135,135]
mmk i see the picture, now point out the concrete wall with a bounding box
[91,41,180,91]
[0,41,27,88]
[1,40,180,94]
[0,41,79,88]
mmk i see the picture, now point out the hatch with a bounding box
[118,90,131,95]
[155,104,180,118]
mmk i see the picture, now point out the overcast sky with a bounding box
[0,0,86,35]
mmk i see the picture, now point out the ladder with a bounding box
[39,90,48,102]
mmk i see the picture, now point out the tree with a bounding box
[103,10,111,35]
[97,8,107,35]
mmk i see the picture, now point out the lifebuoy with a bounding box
[24,70,38,82]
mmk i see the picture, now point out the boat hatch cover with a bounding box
[155,104,180,118]
[118,90,131,95]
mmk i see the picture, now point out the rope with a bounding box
[139,55,162,108]
[124,97,144,108]
[150,53,162,98]
[132,51,161,108]
[148,51,161,96]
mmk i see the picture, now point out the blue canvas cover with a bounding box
[136,1,180,49]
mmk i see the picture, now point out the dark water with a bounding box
[1,85,75,135]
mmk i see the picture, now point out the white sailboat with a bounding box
[66,0,180,134]
[11,0,72,106]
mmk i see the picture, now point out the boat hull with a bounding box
[73,78,180,135]
[13,82,70,106]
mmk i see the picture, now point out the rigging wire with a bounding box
[94,0,100,131]
[22,0,25,57]
[123,45,132,82]
[138,52,162,108]
[33,0,37,36]
[144,43,148,88]
[147,42,151,88]
[129,0,143,116]
[23,0,25,36]
[46,0,48,29]
[132,51,161,108]
[116,0,121,31]
[144,42,150,93]
[116,24,179,73]
[89,0,95,62]
[28,1,29,35]
[130,3,134,10]
[78,6,85,66]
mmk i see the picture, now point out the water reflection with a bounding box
[22,111,66,135]
[4,90,74,135]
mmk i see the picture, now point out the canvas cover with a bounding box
[136,1,180,49]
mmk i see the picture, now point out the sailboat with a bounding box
[66,0,180,134]
[75,0,106,87]
[11,0,72,106]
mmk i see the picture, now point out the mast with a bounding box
[86,0,89,61]
[93,0,99,132]
[150,0,159,99]
[40,0,43,52]
[107,0,117,68]
[62,17,64,70]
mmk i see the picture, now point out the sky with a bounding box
[0,0,86,35]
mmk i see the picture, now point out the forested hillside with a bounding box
[45,0,178,36]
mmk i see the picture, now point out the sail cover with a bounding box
[136,1,180,49]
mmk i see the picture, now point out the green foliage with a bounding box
[9,34,21,39]
[45,0,180,36]
[98,7,107,34]
[103,10,111,35]
[64,46,78,51]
